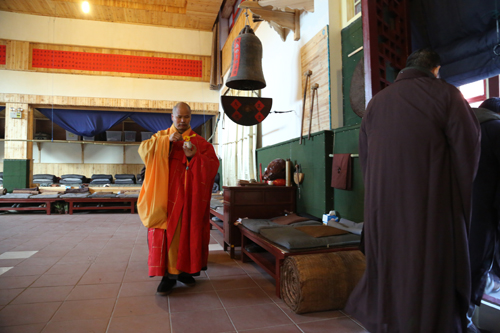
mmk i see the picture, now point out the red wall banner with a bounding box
[32,49,203,77]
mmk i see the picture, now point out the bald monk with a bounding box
[138,102,219,295]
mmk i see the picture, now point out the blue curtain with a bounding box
[38,108,132,137]
[129,113,213,133]
[411,0,500,86]
[38,108,213,137]
[129,113,172,132]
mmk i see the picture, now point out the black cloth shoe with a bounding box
[156,277,176,296]
[177,273,196,286]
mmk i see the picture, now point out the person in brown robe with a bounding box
[345,49,481,332]
[467,98,500,332]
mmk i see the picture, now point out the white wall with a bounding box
[30,142,140,164]
[0,11,219,104]
[0,12,217,168]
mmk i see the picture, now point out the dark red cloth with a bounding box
[345,68,481,332]
[331,154,352,190]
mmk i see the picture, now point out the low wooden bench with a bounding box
[239,224,359,298]
[64,197,138,214]
[0,198,58,215]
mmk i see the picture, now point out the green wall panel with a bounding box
[341,17,364,128]
[333,124,364,222]
[3,159,30,192]
[256,131,334,218]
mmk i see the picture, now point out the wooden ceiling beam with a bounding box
[221,0,237,19]
[51,0,186,13]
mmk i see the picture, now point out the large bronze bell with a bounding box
[226,25,266,90]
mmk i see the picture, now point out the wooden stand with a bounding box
[216,186,297,259]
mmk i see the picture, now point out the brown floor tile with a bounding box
[1,265,49,277]
[78,270,125,285]
[91,261,130,272]
[210,274,259,291]
[122,268,155,283]
[208,252,235,264]
[66,283,120,300]
[42,318,109,333]
[169,291,223,313]
[51,299,115,322]
[237,261,268,275]
[0,323,45,333]
[108,313,170,333]
[239,324,303,332]
[226,303,293,331]
[217,287,273,308]
[15,257,60,267]
[119,281,159,298]
[31,273,82,288]
[11,286,73,304]
[0,259,26,266]
[205,262,248,277]
[170,277,215,295]
[170,308,235,333]
[297,317,368,333]
[0,288,24,306]
[277,303,346,324]
[57,254,97,264]
[0,275,39,289]
[43,263,91,276]
[0,302,62,326]
[113,295,169,317]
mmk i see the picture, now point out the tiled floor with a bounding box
[0,212,368,333]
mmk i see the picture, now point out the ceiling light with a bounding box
[82,1,90,13]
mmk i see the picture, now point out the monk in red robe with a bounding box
[137,102,219,295]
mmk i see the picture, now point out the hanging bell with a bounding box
[226,25,266,90]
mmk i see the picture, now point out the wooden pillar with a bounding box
[3,103,33,191]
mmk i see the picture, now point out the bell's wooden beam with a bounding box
[239,1,300,41]
[258,0,314,12]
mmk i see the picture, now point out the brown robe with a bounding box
[345,68,481,333]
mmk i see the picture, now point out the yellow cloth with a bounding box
[137,124,196,229]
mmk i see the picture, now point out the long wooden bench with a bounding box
[0,198,58,215]
[239,224,359,298]
[64,197,138,214]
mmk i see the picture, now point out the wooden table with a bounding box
[222,186,297,258]
[239,224,359,298]
[0,198,58,215]
[64,197,138,214]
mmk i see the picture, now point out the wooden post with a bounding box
[4,103,33,190]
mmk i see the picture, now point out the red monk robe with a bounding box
[138,124,219,276]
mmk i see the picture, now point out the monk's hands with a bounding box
[183,144,197,158]
[169,132,183,142]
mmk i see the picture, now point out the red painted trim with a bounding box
[32,49,203,77]
[0,45,6,65]
[230,37,241,77]
[488,76,500,98]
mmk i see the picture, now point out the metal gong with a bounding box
[350,56,366,118]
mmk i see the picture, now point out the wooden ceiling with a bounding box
[0,0,224,31]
